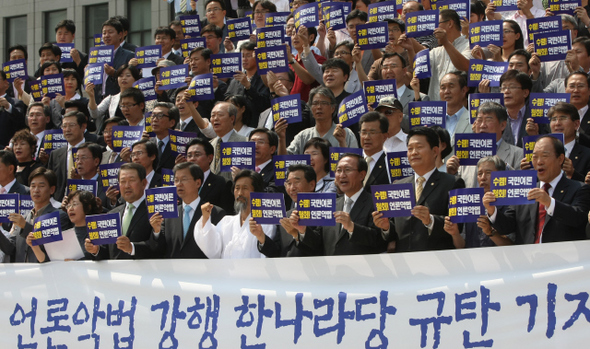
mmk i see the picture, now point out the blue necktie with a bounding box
[183,205,192,238]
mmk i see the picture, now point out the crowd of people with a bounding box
[1,0,590,263]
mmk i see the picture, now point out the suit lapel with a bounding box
[367,153,387,185]
[335,196,346,241]
[417,170,439,205]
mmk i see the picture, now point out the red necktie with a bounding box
[535,183,551,244]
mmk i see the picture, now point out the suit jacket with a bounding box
[259,161,275,187]
[122,41,138,52]
[259,208,308,257]
[167,52,185,65]
[570,142,590,182]
[152,202,226,258]
[299,189,388,256]
[0,181,30,238]
[493,175,590,243]
[0,96,26,147]
[178,118,209,140]
[458,140,522,188]
[98,200,160,259]
[399,87,430,133]
[154,138,176,173]
[364,152,389,190]
[200,172,234,213]
[501,105,542,148]
[47,146,69,202]
[393,170,465,252]
[150,172,163,188]
[103,48,135,97]
[224,73,271,128]
[210,131,248,181]
[101,149,123,165]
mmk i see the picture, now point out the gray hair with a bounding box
[560,14,577,28]
[309,86,337,106]
[478,102,508,123]
[477,155,506,171]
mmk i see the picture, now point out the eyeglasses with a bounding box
[334,50,351,56]
[335,168,359,175]
[151,113,169,120]
[174,177,193,185]
[130,151,145,158]
[61,123,78,129]
[360,130,382,137]
[311,101,332,107]
[76,156,92,161]
[549,115,571,122]
[500,85,523,92]
[389,27,401,33]
[254,10,270,15]
[206,7,222,13]
[66,202,81,209]
[567,84,587,90]
[120,103,138,109]
[503,30,515,34]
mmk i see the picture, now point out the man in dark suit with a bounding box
[85,163,162,259]
[0,72,26,148]
[249,129,277,188]
[73,143,107,209]
[149,102,179,174]
[2,168,71,263]
[184,138,234,213]
[47,111,88,202]
[486,135,590,244]
[293,154,388,256]
[111,16,138,52]
[55,19,88,79]
[259,164,317,257]
[131,139,162,189]
[174,86,211,140]
[209,102,248,181]
[99,18,135,98]
[359,111,390,190]
[149,162,225,258]
[0,150,29,259]
[562,72,590,148]
[154,27,185,65]
[375,127,465,252]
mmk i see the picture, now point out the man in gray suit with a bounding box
[447,102,522,188]
[208,102,247,181]
[440,71,472,144]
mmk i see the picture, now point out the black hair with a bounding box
[131,139,158,168]
[173,162,204,183]
[55,19,76,34]
[187,138,215,157]
[77,142,103,161]
[102,18,124,33]
[120,87,146,107]
[430,125,452,159]
[155,26,177,40]
[115,63,141,81]
[346,9,368,24]
[407,126,440,149]
[547,101,580,122]
[339,153,368,173]
[286,164,316,184]
[322,58,351,80]
[153,102,180,129]
[63,111,87,126]
[233,169,264,193]
[226,95,252,127]
[440,9,461,31]
[120,162,147,181]
[38,43,61,58]
[304,137,331,173]
[0,150,18,174]
[499,70,533,93]
[249,128,279,150]
[40,61,62,76]
[359,111,389,133]
[8,45,28,61]
[206,0,226,10]
[29,167,57,188]
[201,24,223,38]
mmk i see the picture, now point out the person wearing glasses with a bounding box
[86,64,140,133]
[118,88,146,127]
[279,86,358,155]
[130,139,162,190]
[47,111,88,202]
[223,0,277,53]
[145,102,180,174]
[246,129,278,187]
[201,0,234,35]
[359,112,390,190]
[69,142,108,209]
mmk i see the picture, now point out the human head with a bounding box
[503,20,524,50]
[101,18,125,48]
[572,38,590,74]
[119,87,146,124]
[309,86,336,123]
[103,117,127,149]
[116,63,141,91]
[75,142,102,179]
[66,190,101,223]
[11,129,37,163]
[62,68,82,95]
[304,137,331,174]
[401,1,423,21]
[386,18,406,43]
[439,71,468,110]
[335,153,367,195]
[470,0,486,23]
[355,0,370,13]
[201,24,223,53]
[477,155,506,192]
[507,49,532,74]
[564,71,590,109]
[8,45,28,61]
[188,47,212,74]
[233,169,264,213]
[547,102,580,143]
[29,167,57,206]
[169,20,184,48]
[151,102,179,136]
[439,9,461,36]
[131,139,158,174]
[186,138,214,171]
[333,42,355,67]
[62,111,87,145]
[380,52,408,83]
[211,101,237,136]
[249,128,278,164]
[118,163,148,203]
[227,95,252,127]
[205,0,227,27]
[173,162,204,203]
[0,150,17,185]
[475,102,508,141]
[532,135,566,183]
[322,58,350,93]
[430,125,452,160]
[346,9,368,42]
[359,111,388,157]
[406,126,439,175]
[285,164,316,202]
[240,42,257,72]
[38,43,61,66]
[561,14,579,40]
[252,0,277,28]
[0,72,8,96]
[154,26,177,55]
[499,70,532,109]
[40,61,62,76]
[27,102,51,134]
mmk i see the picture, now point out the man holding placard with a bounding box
[99,18,135,98]
[485,135,590,244]
[359,112,390,189]
[0,151,29,257]
[4,168,71,263]
[500,70,538,147]
[0,71,26,149]
[148,102,179,173]
[55,20,89,79]
[149,162,226,258]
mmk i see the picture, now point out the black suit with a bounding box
[501,105,548,148]
[570,142,590,182]
[150,172,163,189]
[493,175,590,244]
[364,152,389,190]
[259,208,310,257]
[178,118,210,140]
[167,52,185,65]
[122,41,138,52]
[0,96,26,148]
[197,80,227,120]
[97,200,161,259]
[155,139,176,174]
[392,170,465,252]
[200,172,234,213]
[101,47,135,98]
[152,201,226,258]
[47,146,70,202]
[298,190,388,256]
[258,162,275,187]
[224,73,271,127]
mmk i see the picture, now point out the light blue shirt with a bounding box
[446,107,466,138]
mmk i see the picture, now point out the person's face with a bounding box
[407,135,438,174]
[189,51,209,74]
[117,68,136,90]
[360,120,386,156]
[187,144,213,171]
[573,42,590,69]
[120,96,144,121]
[40,50,59,66]
[477,161,496,192]
[347,18,365,42]
[285,170,315,202]
[377,106,403,132]
[66,195,86,225]
[234,176,254,205]
[439,74,466,107]
[311,94,335,122]
[292,0,307,10]
[151,106,175,133]
[502,22,519,50]
[242,49,256,71]
[507,55,529,74]
[355,0,368,13]
[501,79,528,109]
[170,24,184,44]
[30,176,55,205]
[474,112,505,140]
[0,161,14,184]
[532,137,565,183]
[9,49,26,61]
[174,167,200,202]
[27,106,49,134]
[333,46,353,67]
[61,116,85,144]
[155,34,174,54]
[102,25,124,47]
[381,56,406,81]
[401,1,420,21]
[76,148,99,178]
[304,146,327,175]
[13,139,32,162]
[388,23,403,42]
[0,76,8,95]
[323,67,348,90]
[253,5,270,28]
[250,132,275,163]
[470,12,484,23]
[63,75,77,94]
[274,72,293,91]
[56,27,75,44]
[43,64,60,76]
[565,74,590,108]
[119,169,147,203]
[563,19,578,39]
[549,111,579,142]
[335,156,365,194]
[103,122,118,148]
[286,18,296,37]
[176,91,194,116]
[131,144,155,172]
[206,1,226,25]
[210,103,235,135]
[203,32,222,53]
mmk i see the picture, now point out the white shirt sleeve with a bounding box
[194,215,224,259]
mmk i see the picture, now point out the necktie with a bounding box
[122,203,135,236]
[255,166,261,172]
[213,138,222,174]
[158,140,164,159]
[179,121,185,131]
[180,0,187,12]
[183,205,192,238]
[67,148,74,179]
[109,151,117,164]
[535,183,551,244]
[415,176,425,201]
[363,156,373,186]
[0,187,6,194]
[342,197,353,233]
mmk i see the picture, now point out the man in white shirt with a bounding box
[195,169,276,258]
[440,71,472,144]
[377,97,407,153]
[26,103,50,164]
[248,128,278,187]
[130,139,161,190]
[207,102,248,180]
[359,112,390,189]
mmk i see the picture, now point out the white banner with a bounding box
[2,241,590,348]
